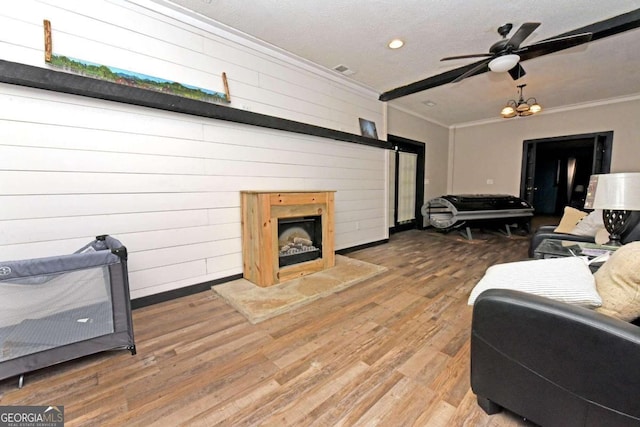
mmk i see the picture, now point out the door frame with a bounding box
[388,134,425,232]
[520,131,613,209]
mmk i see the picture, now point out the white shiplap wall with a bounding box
[0,0,388,299]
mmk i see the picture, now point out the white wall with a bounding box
[387,106,449,226]
[0,0,387,299]
[448,97,640,195]
[387,107,449,201]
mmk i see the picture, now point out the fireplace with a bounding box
[278,216,322,267]
[241,191,335,287]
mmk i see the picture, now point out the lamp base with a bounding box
[603,209,631,246]
[605,234,622,246]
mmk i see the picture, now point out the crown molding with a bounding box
[542,92,640,115]
[126,0,380,99]
[387,103,449,129]
[452,92,640,129]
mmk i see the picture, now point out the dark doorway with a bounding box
[388,135,425,233]
[520,132,613,216]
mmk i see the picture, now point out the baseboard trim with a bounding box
[131,273,243,309]
[336,238,389,254]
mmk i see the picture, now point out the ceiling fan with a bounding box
[379,9,640,101]
[440,22,591,84]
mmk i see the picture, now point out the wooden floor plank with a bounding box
[0,229,534,426]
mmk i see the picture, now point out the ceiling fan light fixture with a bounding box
[501,84,542,119]
[488,54,520,72]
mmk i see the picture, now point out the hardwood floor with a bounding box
[0,229,537,426]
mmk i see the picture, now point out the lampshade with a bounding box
[529,103,542,114]
[500,105,516,118]
[488,54,520,72]
[516,102,530,112]
[584,173,640,210]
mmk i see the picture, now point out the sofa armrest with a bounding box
[535,225,559,233]
[471,289,640,426]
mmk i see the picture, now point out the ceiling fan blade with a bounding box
[506,22,541,49]
[379,58,491,101]
[450,58,491,83]
[516,33,592,61]
[441,53,493,61]
[508,63,526,80]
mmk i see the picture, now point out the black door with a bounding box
[520,132,613,215]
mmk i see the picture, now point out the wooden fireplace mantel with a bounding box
[241,191,335,287]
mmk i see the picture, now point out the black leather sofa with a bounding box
[528,211,640,258]
[471,289,640,427]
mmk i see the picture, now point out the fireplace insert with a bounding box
[278,216,322,267]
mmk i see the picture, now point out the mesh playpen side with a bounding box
[0,235,136,384]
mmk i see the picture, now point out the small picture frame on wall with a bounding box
[358,118,378,139]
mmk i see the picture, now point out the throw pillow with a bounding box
[468,256,601,307]
[571,210,605,237]
[594,241,640,321]
[554,206,588,233]
[595,228,610,245]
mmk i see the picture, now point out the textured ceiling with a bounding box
[157,0,640,126]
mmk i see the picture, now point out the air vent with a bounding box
[333,64,355,76]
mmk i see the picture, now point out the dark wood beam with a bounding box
[553,8,640,41]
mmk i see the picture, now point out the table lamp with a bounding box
[584,173,640,245]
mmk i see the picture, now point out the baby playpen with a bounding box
[0,235,135,387]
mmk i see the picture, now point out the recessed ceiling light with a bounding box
[388,39,404,49]
[423,100,436,107]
